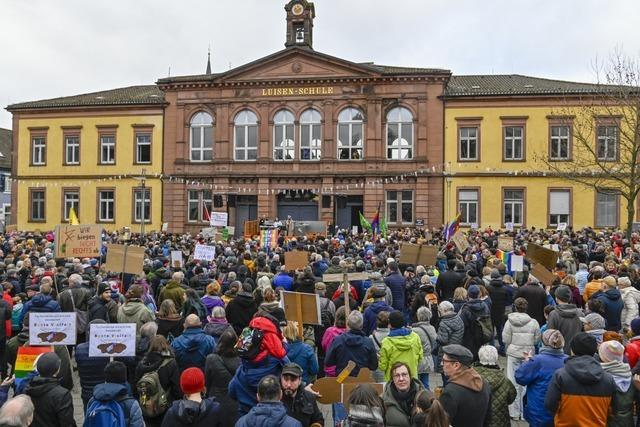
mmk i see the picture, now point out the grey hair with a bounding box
[416,306,432,322]
[212,306,226,318]
[171,271,184,282]
[618,277,632,288]
[478,345,499,366]
[346,310,363,331]
[140,321,158,338]
[68,273,83,287]
[0,394,35,427]
[438,301,455,316]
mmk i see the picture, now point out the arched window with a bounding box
[386,107,413,160]
[300,109,321,160]
[273,110,295,160]
[189,112,214,161]
[234,110,258,161]
[337,107,363,160]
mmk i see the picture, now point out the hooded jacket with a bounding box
[225,292,258,335]
[460,299,491,359]
[379,329,423,381]
[474,364,516,427]
[439,367,491,427]
[117,299,156,335]
[624,335,640,369]
[159,280,186,312]
[134,351,182,402]
[88,382,144,427]
[171,327,217,371]
[545,355,616,427]
[436,312,464,356]
[595,288,624,331]
[200,295,224,316]
[502,312,540,359]
[619,286,640,329]
[487,278,511,327]
[546,304,583,354]
[363,300,394,336]
[25,376,76,427]
[325,329,378,378]
[286,340,319,384]
[250,316,287,362]
[18,293,60,326]
[161,398,222,427]
[382,379,425,427]
[228,356,288,417]
[75,341,109,404]
[88,294,118,323]
[235,402,302,427]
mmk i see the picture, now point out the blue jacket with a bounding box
[171,327,216,371]
[160,398,221,427]
[595,288,624,331]
[286,341,318,384]
[384,271,406,311]
[88,382,144,427]
[228,355,288,417]
[75,342,109,404]
[325,330,378,377]
[19,293,61,325]
[272,273,294,291]
[363,301,394,336]
[515,347,568,427]
[236,402,302,427]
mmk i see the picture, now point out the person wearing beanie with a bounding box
[486,269,511,355]
[624,318,640,369]
[545,332,616,427]
[515,329,568,427]
[88,281,118,323]
[378,311,423,383]
[513,275,548,327]
[436,259,466,302]
[384,260,406,312]
[117,284,156,336]
[474,345,516,427]
[459,282,492,361]
[325,310,378,379]
[599,340,635,426]
[546,285,583,355]
[85,361,143,427]
[161,367,223,427]
[617,276,640,331]
[24,352,76,427]
[581,312,606,344]
[594,276,624,331]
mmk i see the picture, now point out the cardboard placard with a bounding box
[525,243,559,270]
[244,220,259,237]
[399,243,438,266]
[171,250,183,268]
[103,244,145,275]
[210,212,228,227]
[285,250,309,271]
[498,236,514,252]
[311,366,382,406]
[29,313,76,346]
[194,244,216,261]
[14,346,53,378]
[451,230,470,252]
[55,224,103,258]
[531,263,556,287]
[280,291,321,337]
[5,225,17,233]
[89,323,136,357]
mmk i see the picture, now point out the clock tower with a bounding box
[284,0,315,49]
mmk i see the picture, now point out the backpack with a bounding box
[320,299,334,329]
[83,399,126,427]
[136,358,171,418]
[235,326,264,360]
[473,312,494,345]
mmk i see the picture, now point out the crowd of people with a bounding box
[0,225,638,426]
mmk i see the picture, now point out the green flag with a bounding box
[358,211,371,231]
[380,215,387,238]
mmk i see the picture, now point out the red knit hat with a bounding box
[180,367,205,395]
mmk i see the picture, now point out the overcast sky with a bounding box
[1,0,639,130]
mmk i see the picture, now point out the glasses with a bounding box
[441,358,457,365]
[393,372,410,379]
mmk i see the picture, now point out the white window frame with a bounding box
[135,133,152,164]
[273,110,295,161]
[337,107,364,160]
[134,188,151,223]
[459,127,478,160]
[32,137,46,165]
[550,125,570,160]
[386,190,414,225]
[596,190,618,228]
[189,112,214,162]
[503,126,524,160]
[3,175,10,194]
[234,110,258,161]
[458,190,478,225]
[300,109,322,161]
[100,134,116,164]
[63,190,80,222]
[64,135,80,165]
[597,125,618,161]
[386,107,413,160]
[549,189,570,227]
[98,190,115,222]
[503,189,524,227]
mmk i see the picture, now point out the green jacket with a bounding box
[159,280,185,312]
[116,299,155,335]
[379,330,423,382]
[382,379,426,427]
[474,364,516,427]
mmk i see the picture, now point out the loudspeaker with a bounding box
[228,194,236,208]
[322,195,331,208]
[213,195,223,208]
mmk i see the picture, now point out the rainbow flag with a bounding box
[260,228,278,252]
[444,213,462,241]
[496,249,512,272]
[14,346,53,378]
[371,202,381,239]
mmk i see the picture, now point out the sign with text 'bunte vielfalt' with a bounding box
[29,313,76,346]
[89,323,136,357]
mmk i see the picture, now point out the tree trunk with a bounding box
[626,199,635,240]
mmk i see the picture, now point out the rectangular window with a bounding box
[550,125,571,160]
[503,189,524,226]
[64,135,80,165]
[597,125,618,161]
[0,175,8,194]
[31,136,46,165]
[503,126,524,160]
[549,189,570,227]
[458,189,478,225]
[459,127,478,161]
[100,134,116,164]
[596,191,618,227]
[135,133,152,164]
[62,190,80,222]
[133,188,151,223]
[98,190,115,222]
[300,122,321,160]
[386,191,413,224]
[29,189,45,222]
[187,190,212,222]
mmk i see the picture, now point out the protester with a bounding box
[279,363,323,427]
[156,299,185,340]
[160,367,222,427]
[624,318,640,369]
[382,361,425,427]
[204,328,239,427]
[75,319,109,410]
[546,285,582,354]
[581,312,606,344]
[235,375,301,427]
[363,286,393,336]
[474,345,516,427]
[0,394,34,427]
[88,281,118,323]
[344,384,385,426]
[282,321,318,384]
[486,269,510,354]
[459,284,492,360]
[158,272,186,312]
[117,284,156,335]
[225,283,258,335]
[599,340,635,425]
[595,276,624,331]
[325,311,378,378]
[171,314,216,371]
[411,306,437,389]
[514,275,547,326]
[379,311,423,382]
[618,276,640,331]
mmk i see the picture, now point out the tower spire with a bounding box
[206,44,212,75]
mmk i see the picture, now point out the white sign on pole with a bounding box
[352,226,358,234]
[171,250,183,268]
[510,255,524,272]
[194,244,216,261]
[557,222,567,231]
[89,323,136,357]
[471,223,479,230]
[29,313,76,346]
[505,222,514,231]
[210,212,228,227]
[161,222,169,232]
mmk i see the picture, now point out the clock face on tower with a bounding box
[292,3,304,15]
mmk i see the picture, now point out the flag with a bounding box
[444,212,462,241]
[260,228,278,251]
[496,249,513,273]
[358,211,371,231]
[202,200,210,222]
[371,202,381,238]
[69,207,79,225]
[380,215,387,238]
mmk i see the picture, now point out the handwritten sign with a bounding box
[557,222,567,231]
[14,346,53,378]
[194,244,216,261]
[171,250,183,268]
[505,222,514,232]
[285,250,309,271]
[161,222,169,232]
[525,243,559,270]
[201,227,216,238]
[54,225,102,258]
[210,212,228,227]
[89,323,136,357]
[399,243,438,266]
[510,255,524,272]
[498,236,514,252]
[452,230,470,252]
[531,263,556,287]
[103,244,145,275]
[29,313,76,346]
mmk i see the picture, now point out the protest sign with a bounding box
[89,323,136,357]
[471,223,479,230]
[14,346,53,378]
[244,220,259,237]
[531,263,556,287]
[557,222,567,231]
[29,313,76,346]
[103,244,145,275]
[285,250,309,271]
[525,243,559,270]
[280,291,321,338]
[399,243,438,266]
[171,250,183,268]
[312,363,382,407]
[415,218,424,227]
[210,212,228,227]
[452,230,470,252]
[201,227,216,238]
[161,222,169,232]
[54,224,102,258]
[498,236,514,252]
[505,222,514,231]
[352,225,358,234]
[510,255,524,272]
[194,244,216,261]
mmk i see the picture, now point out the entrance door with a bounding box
[276,190,318,221]
[235,195,257,236]
[335,195,363,231]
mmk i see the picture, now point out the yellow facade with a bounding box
[444,103,633,230]
[12,110,164,231]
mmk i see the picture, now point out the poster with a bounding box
[201,227,216,238]
[103,244,145,275]
[452,230,470,252]
[498,236,514,252]
[210,212,228,227]
[89,323,136,357]
[29,313,76,346]
[505,222,514,231]
[285,251,309,271]
[399,243,438,266]
[54,224,103,258]
[531,263,556,287]
[415,218,424,227]
[557,222,567,231]
[161,222,169,232]
[14,346,53,378]
[471,223,479,230]
[171,250,183,268]
[510,255,524,272]
[194,244,216,261]
[525,243,559,270]
[352,225,358,234]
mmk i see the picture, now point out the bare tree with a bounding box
[537,52,640,238]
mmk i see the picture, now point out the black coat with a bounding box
[156,315,185,339]
[225,293,258,335]
[25,376,76,427]
[205,353,240,427]
[439,370,491,427]
[134,351,182,427]
[75,341,109,404]
[487,279,510,327]
[161,398,222,427]
[281,386,324,427]
[87,295,118,323]
[514,283,548,326]
[436,270,465,301]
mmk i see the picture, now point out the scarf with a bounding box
[601,360,632,392]
[390,380,417,416]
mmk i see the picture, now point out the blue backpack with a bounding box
[83,399,126,427]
